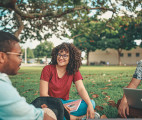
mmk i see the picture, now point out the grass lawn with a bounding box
[10,65,142,118]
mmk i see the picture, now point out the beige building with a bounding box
[89,47,142,65]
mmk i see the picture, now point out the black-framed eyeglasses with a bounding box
[6,52,23,59]
[57,53,69,59]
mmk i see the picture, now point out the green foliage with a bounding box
[22,48,34,59]
[1,0,141,41]
[21,49,25,59]
[34,41,54,58]
[70,15,142,65]
[140,42,142,48]
[74,35,99,52]
[98,16,141,51]
[0,0,141,52]
[72,17,104,65]
[97,16,142,65]
[27,48,35,58]
[10,65,142,118]
[0,0,112,41]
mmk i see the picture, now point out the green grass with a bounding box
[10,66,142,118]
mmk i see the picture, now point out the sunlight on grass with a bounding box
[10,65,142,118]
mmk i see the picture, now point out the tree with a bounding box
[72,18,102,65]
[98,16,142,65]
[2,0,140,41]
[27,47,34,58]
[34,41,53,63]
[69,13,141,65]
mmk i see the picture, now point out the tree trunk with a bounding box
[86,51,89,66]
[24,47,27,64]
[117,49,122,66]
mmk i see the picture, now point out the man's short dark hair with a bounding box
[0,31,20,52]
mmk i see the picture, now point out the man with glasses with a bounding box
[0,31,63,120]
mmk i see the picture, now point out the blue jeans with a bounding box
[61,99,95,116]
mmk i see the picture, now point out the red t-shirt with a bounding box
[40,65,83,100]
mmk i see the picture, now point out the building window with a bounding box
[120,53,124,57]
[136,53,140,57]
[128,53,131,57]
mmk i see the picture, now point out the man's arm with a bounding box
[0,81,44,120]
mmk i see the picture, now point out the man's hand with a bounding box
[118,78,141,118]
[118,99,129,118]
[43,108,57,120]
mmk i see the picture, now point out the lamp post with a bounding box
[25,47,27,64]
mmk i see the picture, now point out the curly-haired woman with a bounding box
[40,43,99,119]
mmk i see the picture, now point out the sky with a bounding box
[20,35,73,49]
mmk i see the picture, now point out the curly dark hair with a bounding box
[50,42,82,75]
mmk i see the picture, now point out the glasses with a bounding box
[57,53,69,59]
[6,52,23,59]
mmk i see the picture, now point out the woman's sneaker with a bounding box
[81,112,100,119]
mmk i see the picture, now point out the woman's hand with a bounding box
[86,104,95,119]
[118,98,129,118]
[75,80,95,119]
